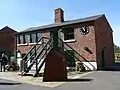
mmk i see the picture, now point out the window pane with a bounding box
[68,33,74,39]
[20,35,24,44]
[17,36,20,44]
[25,35,30,43]
[36,33,41,42]
[64,31,68,40]
[31,34,36,43]
[64,27,74,40]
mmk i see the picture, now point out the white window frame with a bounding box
[63,27,75,42]
[17,32,42,46]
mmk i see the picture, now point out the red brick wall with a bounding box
[17,31,50,54]
[17,16,114,70]
[94,16,114,68]
[60,22,97,62]
[18,22,97,62]
[17,44,33,54]
[0,29,17,54]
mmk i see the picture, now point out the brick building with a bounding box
[16,8,114,71]
[0,26,17,62]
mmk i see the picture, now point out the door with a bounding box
[100,49,105,69]
[50,30,60,50]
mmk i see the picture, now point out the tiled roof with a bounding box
[19,14,104,33]
[0,26,17,33]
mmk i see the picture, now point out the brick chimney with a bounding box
[54,8,64,23]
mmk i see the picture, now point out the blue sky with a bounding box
[0,0,120,46]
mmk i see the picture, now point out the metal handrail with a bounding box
[34,37,53,76]
[59,38,96,70]
[24,42,44,64]
[25,35,53,73]
[29,35,53,64]
[37,38,53,66]
[22,37,43,60]
[59,46,91,70]
[22,37,49,64]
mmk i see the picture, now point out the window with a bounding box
[18,33,42,45]
[25,34,30,43]
[64,27,74,40]
[20,35,24,44]
[36,33,42,42]
[31,34,36,43]
[17,35,20,44]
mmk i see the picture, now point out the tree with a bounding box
[114,44,120,60]
[114,45,120,53]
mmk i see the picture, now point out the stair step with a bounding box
[30,64,45,73]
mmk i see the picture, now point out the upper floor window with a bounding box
[64,27,74,40]
[25,34,30,43]
[20,35,24,44]
[17,35,20,44]
[17,32,42,45]
[36,32,42,42]
[31,33,36,43]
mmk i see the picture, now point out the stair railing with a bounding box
[34,35,54,76]
[20,37,49,74]
[59,39,96,70]
[24,35,53,75]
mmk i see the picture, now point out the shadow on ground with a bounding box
[22,73,43,77]
[100,62,120,71]
[43,78,93,82]
[65,78,93,82]
[0,82,22,85]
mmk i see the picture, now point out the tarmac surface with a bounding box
[0,71,120,90]
[0,71,92,87]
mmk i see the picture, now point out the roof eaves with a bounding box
[18,14,104,34]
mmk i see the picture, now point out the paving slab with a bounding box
[0,71,93,87]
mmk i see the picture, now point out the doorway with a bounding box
[50,30,60,50]
[100,49,105,69]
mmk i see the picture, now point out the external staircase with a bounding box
[19,36,95,77]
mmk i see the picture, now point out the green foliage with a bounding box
[114,53,120,60]
[114,45,120,53]
[114,45,120,60]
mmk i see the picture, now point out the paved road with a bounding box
[0,79,51,90]
[54,71,120,90]
[0,71,120,90]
